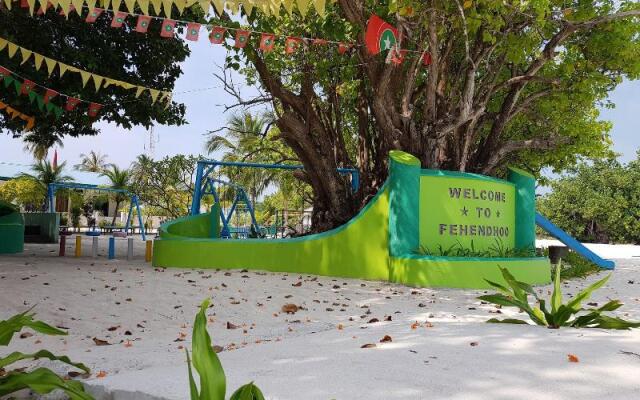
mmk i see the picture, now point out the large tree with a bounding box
[0,6,192,149]
[215,0,639,231]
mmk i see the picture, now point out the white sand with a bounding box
[1,237,639,400]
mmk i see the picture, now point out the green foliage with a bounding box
[0,177,46,209]
[0,8,190,147]
[538,152,640,244]
[129,154,200,219]
[415,239,536,258]
[479,266,640,329]
[555,251,601,280]
[0,308,92,399]
[186,299,265,400]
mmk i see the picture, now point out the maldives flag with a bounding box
[234,30,250,48]
[43,88,58,103]
[209,27,226,44]
[285,37,301,54]
[259,33,275,52]
[85,8,103,23]
[111,11,127,28]
[135,15,152,33]
[65,97,81,111]
[365,14,398,55]
[87,102,103,117]
[186,22,201,41]
[21,80,36,95]
[0,66,10,79]
[160,20,176,38]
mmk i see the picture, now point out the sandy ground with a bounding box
[1,237,639,400]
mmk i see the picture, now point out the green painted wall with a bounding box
[154,186,391,281]
[507,167,536,250]
[0,200,24,254]
[23,212,59,243]
[388,150,421,256]
[419,171,516,253]
[389,255,550,289]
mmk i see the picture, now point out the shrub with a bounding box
[479,266,640,329]
[0,308,93,399]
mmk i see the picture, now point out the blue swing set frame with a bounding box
[203,177,260,238]
[47,182,146,240]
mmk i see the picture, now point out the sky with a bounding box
[0,36,639,179]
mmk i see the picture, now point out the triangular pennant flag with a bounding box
[85,7,103,22]
[0,38,7,52]
[135,86,145,98]
[313,0,325,17]
[70,0,83,15]
[186,22,200,41]
[338,42,351,54]
[43,88,58,103]
[209,27,226,44]
[21,79,36,95]
[3,75,14,88]
[243,1,253,16]
[28,90,38,103]
[174,0,186,14]
[92,75,104,92]
[79,70,91,87]
[111,0,121,12]
[259,33,275,52]
[13,80,22,96]
[46,101,56,114]
[52,104,63,119]
[86,0,97,13]
[58,63,71,77]
[197,0,208,13]
[161,0,172,17]
[211,0,223,14]
[45,58,57,76]
[160,19,176,38]
[123,0,135,12]
[137,0,149,14]
[149,89,160,103]
[0,66,10,78]
[422,52,432,66]
[19,48,32,65]
[87,102,102,117]
[36,95,45,111]
[135,15,152,33]
[111,11,127,28]
[234,30,250,48]
[65,97,80,111]
[33,53,44,70]
[26,0,36,15]
[285,37,301,54]
[296,0,310,15]
[7,42,18,58]
[150,0,162,14]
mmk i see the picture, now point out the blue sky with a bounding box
[1,37,639,177]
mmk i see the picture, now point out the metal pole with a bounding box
[74,235,82,257]
[108,237,115,260]
[91,236,98,258]
[127,237,134,261]
[145,240,153,262]
[190,162,205,215]
[59,234,66,257]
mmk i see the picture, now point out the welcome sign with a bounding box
[419,171,516,253]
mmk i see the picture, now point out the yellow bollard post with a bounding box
[75,235,82,257]
[145,240,153,262]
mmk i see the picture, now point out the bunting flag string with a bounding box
[0,36,172,104]
[0,64,98,118]
[6,0,332,19]
[0,101,36,131]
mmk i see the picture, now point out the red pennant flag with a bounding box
[186,22,201,41]
[135,15,152,33]
[160,20,176,38]
[312,38,328,46]
[21,80,36,95]
[111,11,127,28]
[0,66,10,79]
[20,0,28,8]
[85,8,103,22]
[59,5,76,15]
[65,97,81,111]
[37,2,52,14]
[422,52,432,66]
[43,88,58,104]
[338,42,352,54]
[234,30,250,48]
[87,102,103,117]
[365,14,398,55]
[209,27,226,44]
[285,37,301,54]
[259,33,275,53]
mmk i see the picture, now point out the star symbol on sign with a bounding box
[461,206,468,216]
[383,37,392,50]
[496,210,501,218]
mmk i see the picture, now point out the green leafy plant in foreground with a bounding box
[187,299,265,400]
[0,308,93,399]
[478,266,640,329]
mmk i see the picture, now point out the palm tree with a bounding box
[74,151,109,173]
[22,134,63,161]
[204,112,276,205]
[101,165,131,225]
[19,161,73,210]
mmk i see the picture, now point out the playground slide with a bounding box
[535,213,615,270]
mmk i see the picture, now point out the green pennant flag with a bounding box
[46,101,56,115]
[3,75,14,88]
[28,90,38,103]
[53,105,63,119]
[36,95,45,111]
[13,80,21,96]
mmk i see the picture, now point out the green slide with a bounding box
[153,151,550,289]
[0,200,24,254]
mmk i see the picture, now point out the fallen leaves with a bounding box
[93,337,111,346]
[95,371,107,378]
[292,281,302,287]
[470,341,479,347]
[227,321,239,330]
[568,354,579,363]
[379,335,392,343]
[19,332,33,339]
[361,343,376,349]
[281,304,299,314]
